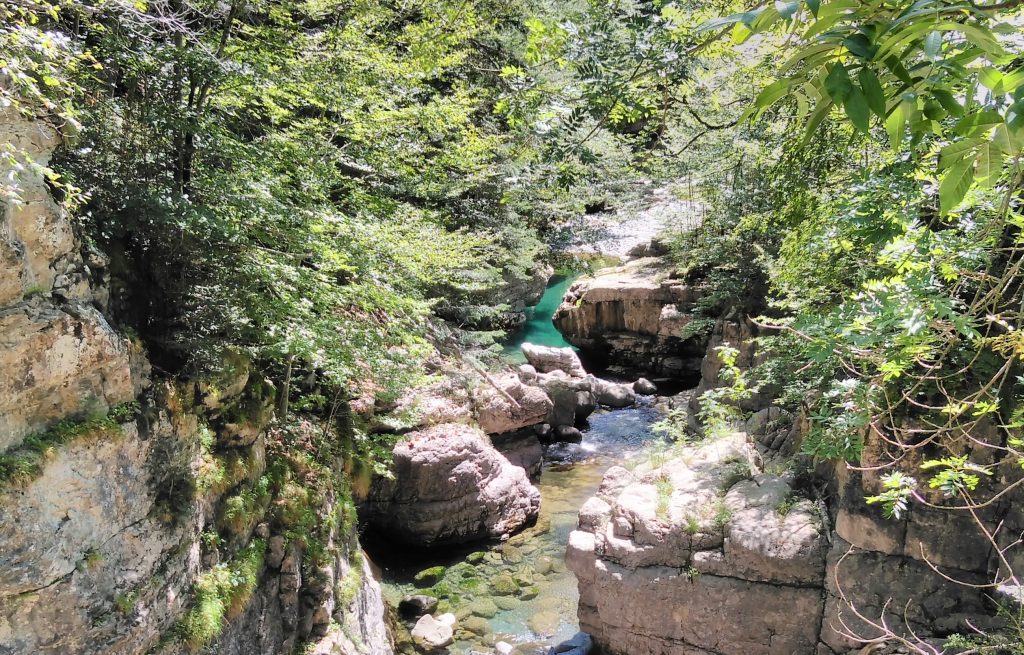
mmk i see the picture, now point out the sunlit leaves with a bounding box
[866,471,917,519]
[716,0,1024,214]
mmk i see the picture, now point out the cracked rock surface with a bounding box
[565,434,828,655]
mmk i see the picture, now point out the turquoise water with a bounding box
[502,273,579,363]
[375,403,663,654]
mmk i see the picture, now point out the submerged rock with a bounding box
[548,632,594,655]
[362,423,541,546]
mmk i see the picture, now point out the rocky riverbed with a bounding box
[371,402,665,655]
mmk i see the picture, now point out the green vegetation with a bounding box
[178,539,265,650]
[655,475,674,521]
[0,402,140,489]
[5,0,1024,648]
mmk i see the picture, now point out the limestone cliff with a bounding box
[553,257,708,380]
[0,111,391,655]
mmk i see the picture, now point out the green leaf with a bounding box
[954,110,1003,137]
[938,155,975,214]
[975,141,1003,188]
[803,95,834,142]
[885,101,909,150]
[858,68,886,117]
[843,34,876,59]
[776,0,799,20]
[932,89,963,117]
[806,0,820,17]
[922,31,942,59]
[755,79,794,110]
[938,137,982,171]
[1008,99,1024,131]
[824,64,853,103]
[979,67,1004,93]
[844,86,870,132]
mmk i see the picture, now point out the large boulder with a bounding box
[491,429,544,478]
[589,377,635,408]
[411,614,454,652]
[566,434,828,655]
[553,258,707,379]
[521,343,587,377]
[475,373,553,435]
[362,424,541,546]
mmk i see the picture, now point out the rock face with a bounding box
[566,434,828,655]
[362,423,541,546]
[553,258,707,379]
[0,109,138,452]
[0,113,391,655]
[567,418,1011,654]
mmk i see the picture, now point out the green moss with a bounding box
[0,401,140,490]
[490,574,517,595]
[413,565,447,587]
[217,476,271,538]
[337,565,364,607]
[178,539,265,651]
[114,590,138,615]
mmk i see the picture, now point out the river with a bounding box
[372,274,664,654]
[375,404,662,654]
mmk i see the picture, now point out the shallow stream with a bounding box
[374,405,662,654]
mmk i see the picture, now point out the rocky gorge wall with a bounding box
[0,111,391,655]
[553,250,1020,654]
[553,257,708,381]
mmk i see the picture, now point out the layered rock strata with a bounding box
[566,434,827,655]
[553,258,707,378]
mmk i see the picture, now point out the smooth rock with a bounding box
[553,425,583,443]
[411,614,454,651]
[362,423,541,546]
[633,378,657,395]
[548,632,594,655]
[521,343,587,377]
[590,377,635,408]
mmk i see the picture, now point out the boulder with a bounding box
[521,343,587,377]
[362,424,541,546]
[411,614,454,652]
[590,377,635,408]
[553,425,583,443]
[548,632,594,655]
[476,374,553,435]
[566,434,828,655]
[491,430,544,478]
[574,390,597,423]
[399,595,439,618]
[632,378,658,395]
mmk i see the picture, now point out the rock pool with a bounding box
[371,402,664,654]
